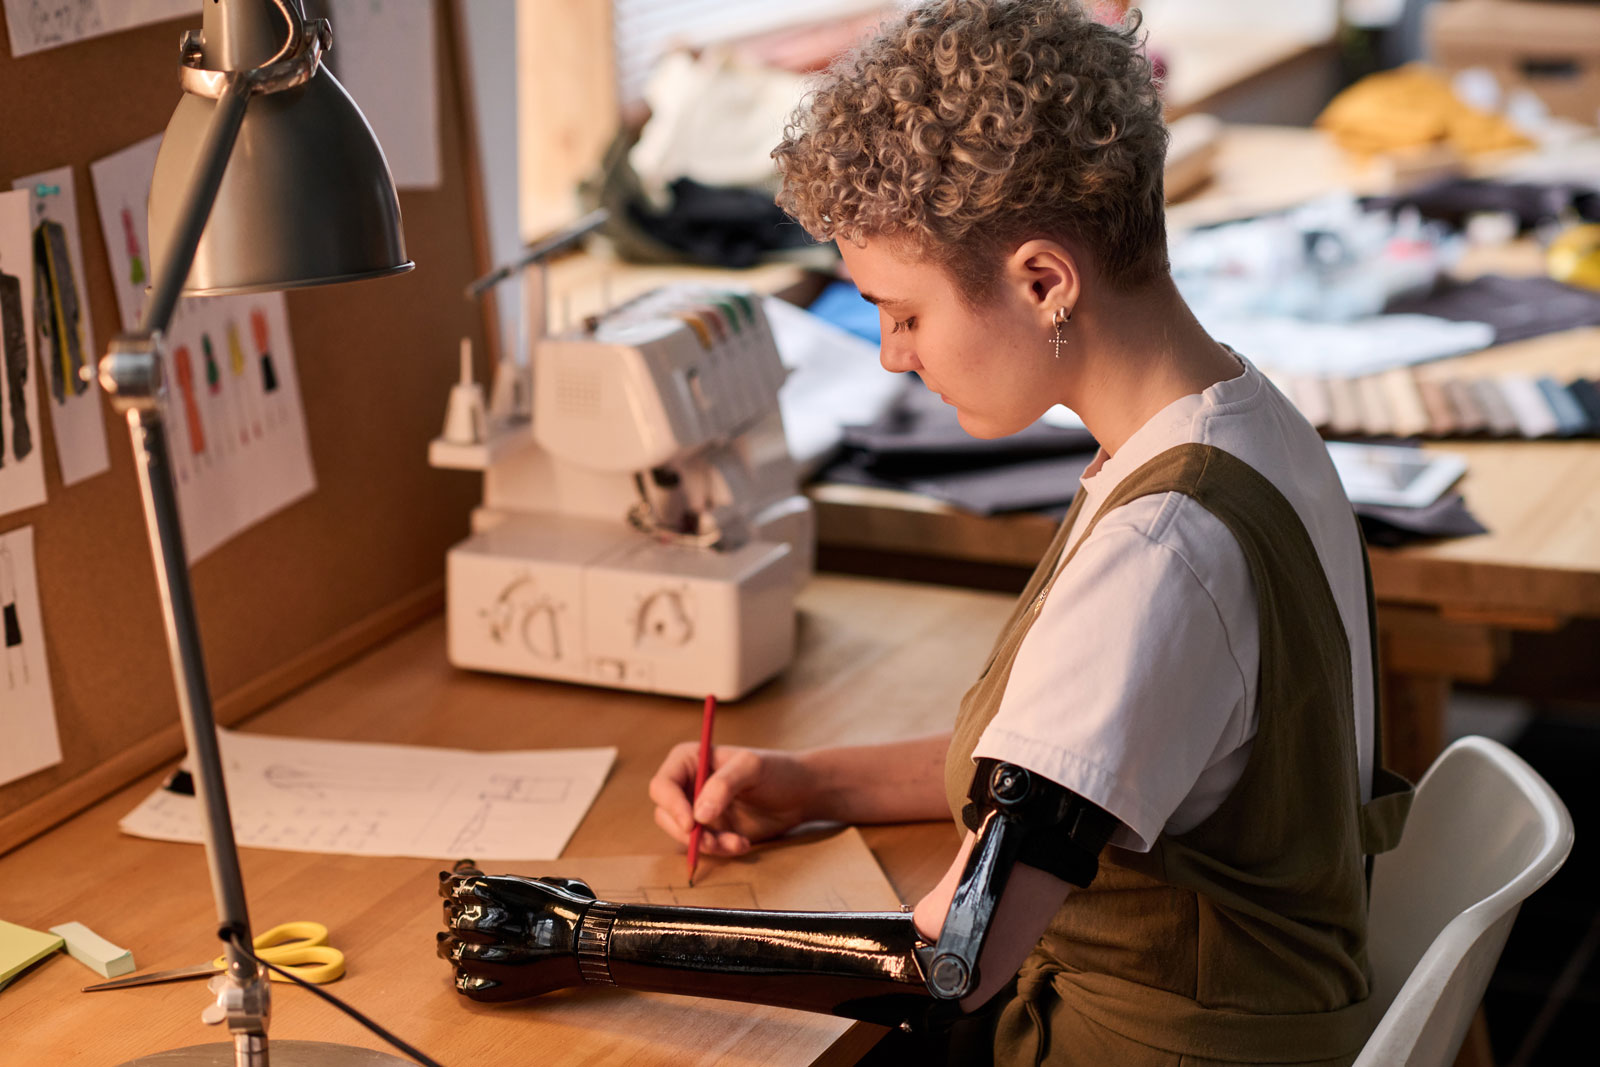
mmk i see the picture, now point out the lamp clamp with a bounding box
[178,1,332,101]
[99,333,165,414]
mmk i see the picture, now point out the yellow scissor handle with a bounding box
[211,921,346,984]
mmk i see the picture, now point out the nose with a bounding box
[880,345,916,374]
[878,326,918,375]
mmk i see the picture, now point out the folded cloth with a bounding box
[841,377,1096,471]
[817,380,1488,544]
[824,452,1098,517]
[1364,178,1600,232]
[1386,274,1600,345]
[1354,493,1488,547]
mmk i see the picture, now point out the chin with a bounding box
[953,408,1024,440]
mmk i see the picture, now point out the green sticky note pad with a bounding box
[0,919,64,988]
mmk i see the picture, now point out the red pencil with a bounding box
[686,694,717,886]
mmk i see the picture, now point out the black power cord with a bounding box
[220,927,447,1067]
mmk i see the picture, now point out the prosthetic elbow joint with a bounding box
[922,759,1116,1001]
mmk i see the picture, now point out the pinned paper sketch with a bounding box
[91,134,316,561]
[3,0,194,58]
[0,527,63,787]
[13,167,111,486]
[118,730,617,860]
[326,0,441,189]
[0,190,48,519]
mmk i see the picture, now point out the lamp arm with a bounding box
[100,69,272,1061]
[139,73,251,338]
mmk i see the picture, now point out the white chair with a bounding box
[1354,735,1575,1067]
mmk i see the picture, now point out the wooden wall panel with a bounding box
[0,2,487,851]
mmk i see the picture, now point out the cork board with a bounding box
[0,2,493,851]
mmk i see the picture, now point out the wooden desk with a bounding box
[0,576,1001,1066]
[811,126,1600,782]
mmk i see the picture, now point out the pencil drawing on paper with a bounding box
[448,774,578,854]
[625,883,762,909]
[26,2,103,48]
[263,761,438,798]
[118,730,617,860]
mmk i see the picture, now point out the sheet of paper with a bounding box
[499,826,904,913]
[765,296,903,479]
[0,190,48,519]
[326,0,441,189]
[90,134,317,561]
[0,919,62,989]
[119,730,617,860]
[13,167,111,487]
[0,527,63,788]
[3,0,194,58]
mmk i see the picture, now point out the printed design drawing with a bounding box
[25,1,103,47]
[1,541,27,688]
[33,220,86,406]
[448,774,576,854]
[0,268,33,465]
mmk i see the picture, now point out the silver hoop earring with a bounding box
[1050,307,1071,359]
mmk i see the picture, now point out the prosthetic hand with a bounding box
[437,761,1115,1029]
[437,867,936,1027]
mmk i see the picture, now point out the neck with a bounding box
[1060,276,1238,457]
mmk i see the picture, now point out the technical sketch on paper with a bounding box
[4,1,194,58]
[0,527,62,788]
[118,729,616,860]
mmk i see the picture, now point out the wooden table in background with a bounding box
[0,576,1006,1066]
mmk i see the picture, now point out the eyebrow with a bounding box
[858,291,909,309]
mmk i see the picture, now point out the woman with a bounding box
[441,3,1411,1062]
[650,0,1410,1062]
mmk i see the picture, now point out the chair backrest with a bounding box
[1354,736,1574,1067]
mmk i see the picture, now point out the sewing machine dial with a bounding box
[634,587,695,651]
[483,575,565,661]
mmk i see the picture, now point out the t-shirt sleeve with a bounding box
[971,514,1253,853]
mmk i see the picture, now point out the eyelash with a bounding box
[890,316,916,334]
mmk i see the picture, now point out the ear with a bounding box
[1005,239,1081,319]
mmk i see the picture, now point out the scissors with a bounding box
[82,921,345,992]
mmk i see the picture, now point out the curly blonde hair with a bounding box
[773,0,1168,298]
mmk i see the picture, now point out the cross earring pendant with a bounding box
[1051,325,1067,359]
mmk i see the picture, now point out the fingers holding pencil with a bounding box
[646,740,815,857]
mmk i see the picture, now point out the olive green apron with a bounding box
[944,444,1414,1067]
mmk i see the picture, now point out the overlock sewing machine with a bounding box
[431,219,813,701]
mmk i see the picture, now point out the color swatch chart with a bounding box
[1274,367,1600,441]
[90,134,316,562]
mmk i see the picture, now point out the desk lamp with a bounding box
[98,1,415,1064]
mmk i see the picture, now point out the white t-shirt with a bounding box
[971,355,1374,853]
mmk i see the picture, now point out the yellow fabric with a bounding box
[945,444,1414,1067]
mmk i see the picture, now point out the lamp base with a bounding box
[118,1041,415,1065]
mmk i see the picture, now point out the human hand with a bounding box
[437,870,597,1001]
[648,743,816,857]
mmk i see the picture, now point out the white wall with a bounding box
[459,0,523,363]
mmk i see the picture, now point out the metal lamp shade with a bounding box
[149,63,413,297]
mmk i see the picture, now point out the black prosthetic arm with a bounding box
[437,763,1114,1028]
[437,869,937,1028]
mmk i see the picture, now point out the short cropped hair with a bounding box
[773,0,1169,299]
